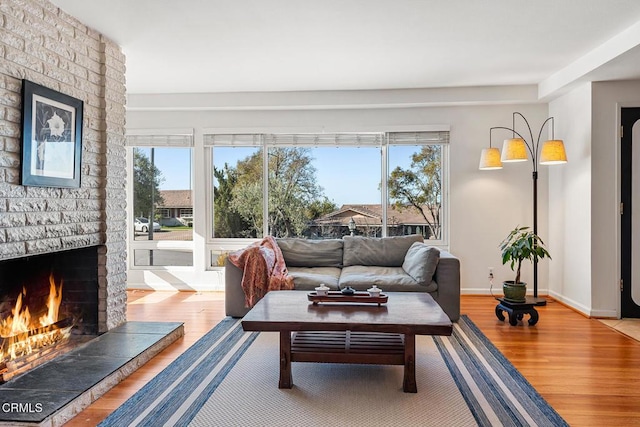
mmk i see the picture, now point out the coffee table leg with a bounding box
[403,333,417,393]
[279,331,292,389]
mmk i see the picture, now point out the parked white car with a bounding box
[134,217,161,233]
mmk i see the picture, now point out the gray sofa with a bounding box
[225,234,460,321]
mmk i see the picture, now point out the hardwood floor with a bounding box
[64,290,226,427]
[64,292,640,426]
[463,296,640,427]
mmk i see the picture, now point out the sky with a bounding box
[140,147,192,191]
[143,145,421,207]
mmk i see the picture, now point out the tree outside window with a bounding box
[213,147,336,238]
[133,147,164,220]
[387,145,442,239]
[213,147,263,238]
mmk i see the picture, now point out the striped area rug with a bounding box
[99,316,567,427]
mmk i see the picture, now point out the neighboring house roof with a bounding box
[314,204,436,227]
[158,190,192,208]
[156,194,435,226]
[318,205,382,222]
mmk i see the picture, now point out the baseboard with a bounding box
[547,291,618,318]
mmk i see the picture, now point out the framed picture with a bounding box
[21,79,83,188]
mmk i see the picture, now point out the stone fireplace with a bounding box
[0,0,129,332]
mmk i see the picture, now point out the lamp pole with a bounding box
[532,169,539,303]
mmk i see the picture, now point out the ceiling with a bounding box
[50,0,640,97]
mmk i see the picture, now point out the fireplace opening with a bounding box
[0,246,99,382]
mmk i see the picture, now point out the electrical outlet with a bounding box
[488,267,494,280]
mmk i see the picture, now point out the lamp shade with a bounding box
[540,139,567,164]
[479,147,503,170]
[501,138,528,162]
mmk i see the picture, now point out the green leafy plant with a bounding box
[499,226,551,283]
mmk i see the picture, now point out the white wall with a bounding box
[591,81,640,317]
[126,93,549,295]
[548,83,593,314]
[549,79,640,318]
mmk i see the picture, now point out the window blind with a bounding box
[387,131,449,145]
[126,134,193,147]
[204,132,447,147]
[203,134,262,147]
[263,133,383,146]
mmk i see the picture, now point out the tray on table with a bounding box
[307,291,388,305]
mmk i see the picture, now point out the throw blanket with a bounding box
[228,236,294,308]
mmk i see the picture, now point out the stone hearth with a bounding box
[0,321,183,426]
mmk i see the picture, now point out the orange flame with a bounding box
[39,274,63,326]
[0,274,68,363]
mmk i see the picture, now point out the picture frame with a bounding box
[21,79,83,188]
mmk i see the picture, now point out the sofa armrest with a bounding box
[225,258,250,317]
[433,250,460,321]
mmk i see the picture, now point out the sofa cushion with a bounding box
[277,238,343,267]
[339,265,436,292]
[402,242,440,286]
[287,266,341,290]
[342,234,424,267]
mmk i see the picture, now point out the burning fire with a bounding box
[0,274,70,363]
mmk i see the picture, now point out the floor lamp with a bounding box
[478,112,567,306]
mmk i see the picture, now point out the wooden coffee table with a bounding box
[241,290,452,392]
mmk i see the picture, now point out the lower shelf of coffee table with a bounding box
[290,331,405,365]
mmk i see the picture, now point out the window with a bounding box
[212,143,264,238]
[266,145,381,238]
[132,147,193,242]
[387,139,444,240]
[133,249,193,266]
[207,131,447,244]
[179,208,193,217]
[127,133,194,268]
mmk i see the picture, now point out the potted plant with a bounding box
[499,226,551,303]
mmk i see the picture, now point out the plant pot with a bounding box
[503,281,527,303]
